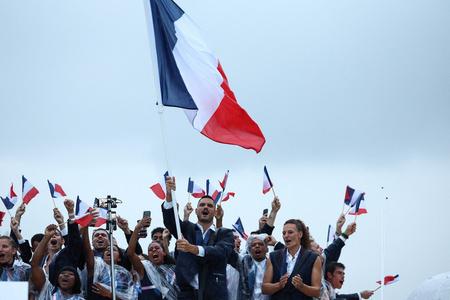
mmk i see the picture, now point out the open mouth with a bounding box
[50,240,57,246]
[202,210,209,216]
[339,280,344,285]
[0,254,5,259]
[61,277,70,283]
[255,249,261,254]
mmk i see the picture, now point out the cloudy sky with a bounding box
[1,0,449,298]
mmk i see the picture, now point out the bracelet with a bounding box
[341,232,349,239]
[335,231,341,236]
[299,283,305,291]
[68,213,75,218]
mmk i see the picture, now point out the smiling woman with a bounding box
[262,219,322,300]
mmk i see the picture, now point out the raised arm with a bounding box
[266,196,281,228]
[183,202,193,221]
[31,224,57,292]
[117,215,143,255]
[127,217,151,280]
[81,225,94,278]
[215,204,223,228]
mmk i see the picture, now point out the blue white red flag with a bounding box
[74,196,93,227]
[206,180,222,204]
[0,211,6,226]
[219,171,229,190]
[1,183,18,210]
[187,178,205,198]
[263,166,273,194]
[93,207,108,227]
[348,193,367,215]
[344,186,364,207]
[327,225,336,243]
[221,192,235,202]
[377,274,399,285]
[22,176,39,204]
[232,217,248,240]
[148,0,265,152]
[150,171,169,200]
[47,180,67,198]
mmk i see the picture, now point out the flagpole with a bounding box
[142,0,182,239]
[381,187,387,300]
[373,286,382,292]
[6,209,13,218]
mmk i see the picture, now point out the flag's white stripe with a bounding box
[23,181,35,195]
[173,14,224,131]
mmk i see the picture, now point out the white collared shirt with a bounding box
[286,246,301,275]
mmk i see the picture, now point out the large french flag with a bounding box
[1,183,18,210]
[22,176,39,204]
[47,180,67,198]
[148,0,265,153]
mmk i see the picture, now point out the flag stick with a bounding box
[354,214,358,222]
[58,221,68,227]
[373,286,382,292]
[271,187,277,198]
[341,202,346,214]
[51,197,56,208]
[6,209,13,218]
[143,0,181,240]
[344,205,352,215]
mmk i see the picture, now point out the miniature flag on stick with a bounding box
[1,183,18,210]
[206,180,222,204]
[343,185,365,214]
[263,166,275,196]
[150,171,169,200]
[377,274,399,285]
[219,171,229,190]
[221,192,235,202]
[22,176,39,204]
[327,225,336,246]
[232,217,248,240]
[74,196,93,227]
[187,178,205,199]
[0,211,6,226]
[47,180,67,198]
[349,193,367,221]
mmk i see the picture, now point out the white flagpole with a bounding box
[142,0,182,239]
[381,187,387,300]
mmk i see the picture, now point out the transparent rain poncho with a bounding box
[36,278,85,300]
[93,256,135,300]
[0,259,31,282]
[141,260,178,299]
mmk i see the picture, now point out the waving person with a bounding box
[127,217,178,300]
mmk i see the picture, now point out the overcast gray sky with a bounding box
[1,1,449,298]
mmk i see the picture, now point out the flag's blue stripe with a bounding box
[150,0,197,110]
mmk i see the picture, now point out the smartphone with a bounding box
[140,211,151,238]
[263,208,268,216]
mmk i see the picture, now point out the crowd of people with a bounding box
[0,176,375,300]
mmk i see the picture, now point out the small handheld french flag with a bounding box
[232,217,248,240]
[344,186,364,207]
[219,171,229,190]
[0,211,6,226]
[47,180,67,198]
[263,166,273,194]
[377,274,399,285]
[22,176,39,204]
[1,183,18,210]
[150,171,169,200]
[187,178,205,199]
[206,180,222,204]
[74,196,93,227]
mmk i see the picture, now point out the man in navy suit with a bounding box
[162,176,234,300]
[325,262,374,299]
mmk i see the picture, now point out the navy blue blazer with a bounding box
[162,203,234,300]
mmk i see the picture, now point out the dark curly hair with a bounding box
[284,219,311,250]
